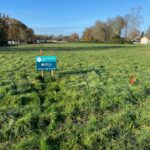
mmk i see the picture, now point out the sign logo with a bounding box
[37,57,41,62]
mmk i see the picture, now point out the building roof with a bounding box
[141,36,150,40]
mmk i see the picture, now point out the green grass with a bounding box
[0,43,150,149]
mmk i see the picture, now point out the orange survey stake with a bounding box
[40,49,43,55]
[130,76,136,85]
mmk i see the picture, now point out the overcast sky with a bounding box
[0,0,150,35]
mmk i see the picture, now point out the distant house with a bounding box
[46,40,58,43]
[141,36,150,44]
[132,36,141,44]
[8,41,20,45]
[36,40,47,44]
[45,40,69,44]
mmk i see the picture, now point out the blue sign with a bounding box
[36,56,57,71]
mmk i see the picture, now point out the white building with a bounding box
[8,41,20,45]
[141,36,150,44]
[36,40,47,44]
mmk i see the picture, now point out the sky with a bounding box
[0,0,150,36]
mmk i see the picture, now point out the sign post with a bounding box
[36,55,57,77]
[41,70,44,77]
[40,49,44,77]
[51,70,54,77]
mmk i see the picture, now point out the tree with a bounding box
[57,34,64,41]
[82,27,93,42]
[0,24,7,45]
[26,28,34,42]
[141,31,145,38]
[34,34,49,40]
[92,21,107,42]
[145,27,150,39]
[128,28,140,40]
[82,17,126,43]
[106,18,116,41]
[7,19,34,43]
[124,7,143,39]
[0,12,35,44]
[69,33,80,42]
[0,13,8,45]
[113,16,126,37]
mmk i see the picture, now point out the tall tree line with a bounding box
[0,13,34,45]
[82,8,143,43]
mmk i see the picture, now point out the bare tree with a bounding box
[145,27,150,39]
[128,28,141,40]
[69,33,80,42]
[113,16,126,37]
[124,7,143,39]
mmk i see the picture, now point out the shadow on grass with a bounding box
[59,68,102,77]
[0,44,143,52]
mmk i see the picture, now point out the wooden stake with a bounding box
[51,71,54,77]
[41,71,44,77]
[40,49,44,77]
[40,49,43,55]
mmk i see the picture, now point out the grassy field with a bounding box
[0,43,150,149]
